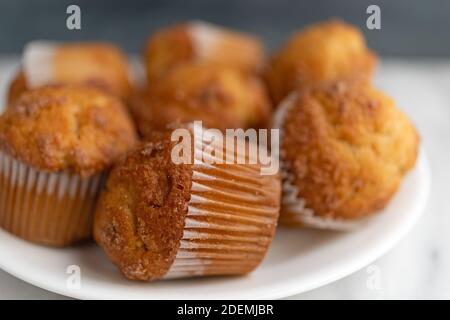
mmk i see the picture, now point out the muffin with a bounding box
[265,20,377,104]
[94,126,281,280]
[130,63,271,136]
[144,21,265,81]
[7,41,131,104]
[0,85,137,246]
[273,81,419,229]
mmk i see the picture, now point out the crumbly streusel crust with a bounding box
[0,85,138,176]
[130,63,271,135]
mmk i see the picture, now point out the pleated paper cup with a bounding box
[164,126,280,278]
[273,92,361,231]
[22,41,57,88]
[0,151,104,246]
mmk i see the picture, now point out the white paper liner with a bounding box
[164,125,279,278]
[188,21,222,60]
[22,41,58,88]
[273,92,363,230]
[0,151,103,245]
[128,57,147,87]
[188,20,262,70]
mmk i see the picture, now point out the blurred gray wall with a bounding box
[0,0,449,57]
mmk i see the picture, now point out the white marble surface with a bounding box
[0,57,448,300]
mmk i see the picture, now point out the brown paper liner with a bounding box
[164,127,280,278]
[0,151,103,246]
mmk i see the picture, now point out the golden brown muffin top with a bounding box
[94,131,192,280]
[130,63,271,135]
[144,22,265,81]
[265,20,377,104]
[279,81,419,219]
[0,85,138,176]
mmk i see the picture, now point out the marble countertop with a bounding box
[0,58,449,299]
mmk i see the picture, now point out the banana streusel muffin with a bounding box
[265,20,377,104]
[94,126,281,281]
[8,41,131,104]
[130,63,271,136]
[0,85,137,246]
[273,81,419,229]
[144,21,265,82]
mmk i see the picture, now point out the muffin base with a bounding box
[0,151,103,246]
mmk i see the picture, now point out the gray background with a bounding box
[0,0,449,57]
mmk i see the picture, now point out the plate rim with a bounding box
[0,149,431,300]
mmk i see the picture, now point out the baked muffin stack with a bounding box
[0,19,420,282]
[0,22,282,280]
[96,21,281,279]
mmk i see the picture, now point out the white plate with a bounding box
[0,149,430,299]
